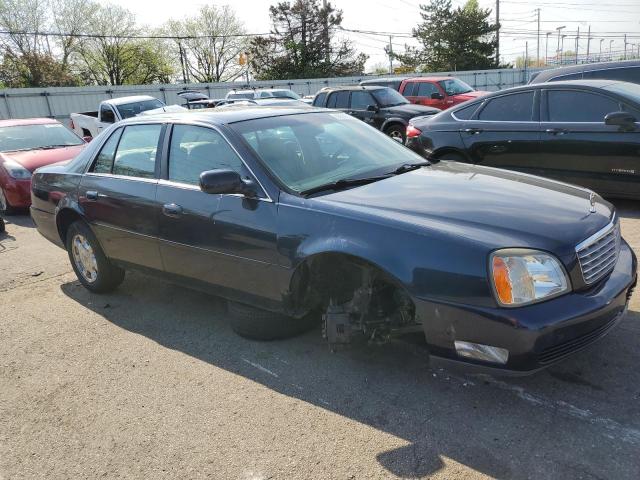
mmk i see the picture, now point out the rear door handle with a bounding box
[463,128,483,135]
[162,203,183,218]
[545,128,569,135]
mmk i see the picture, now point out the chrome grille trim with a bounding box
[576,219,621,285]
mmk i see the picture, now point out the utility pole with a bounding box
[599,38,604,60]
[388,35,393,74]
[525,41,529,72]
[536,8,541,66]
[322,0,330,64]
[556,26,566,63]
[561,34,567,64]
[586,25,591,62]
[575,27,579,64]
[545,32,551,65]
[496,0,500,67]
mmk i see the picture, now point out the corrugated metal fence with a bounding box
[0,67,545,121]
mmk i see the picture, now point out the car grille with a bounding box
[576,221,621,285]
[539,315,619,365]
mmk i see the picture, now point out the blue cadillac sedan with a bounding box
[30,107,637,374]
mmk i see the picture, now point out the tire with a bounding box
[384,124,406,144]
[437,152,466,162]
[0,187,17,215]
[66,221,125,293]
[228,301,318,341]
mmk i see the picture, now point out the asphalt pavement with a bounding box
[0,202,639,479]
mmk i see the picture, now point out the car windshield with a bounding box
[266,90,301,100]
[0,123,83,152]
[230,112,426,194]
[227,92,255,100]
[371,88,409,107]
[602,82,640,104]
[438,78,474,95]
[116,99,165,119]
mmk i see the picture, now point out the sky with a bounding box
[109,0,640,70]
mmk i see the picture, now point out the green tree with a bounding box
[394,0,499,71]
[249,0,367,80]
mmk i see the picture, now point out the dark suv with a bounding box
[312,86,439,142]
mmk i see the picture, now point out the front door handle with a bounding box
[463,128,483,135]
[162,203,183,218]
[545,128,569,135]
[86,191,107,201]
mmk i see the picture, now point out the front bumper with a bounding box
[416,241,637,374]
[2,177,32,208]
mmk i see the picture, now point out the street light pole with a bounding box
[575,27,579,65]
[556,26,566,63]
[599,38,604,61]
[545,32,551,65]
[561,34,567,64]
[610,39,614,59]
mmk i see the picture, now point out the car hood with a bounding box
[452,90,488,101]
[1,144,85,172]
[314,162,613,254]
[387,103,440,116]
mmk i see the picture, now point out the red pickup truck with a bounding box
[360,76,488,110]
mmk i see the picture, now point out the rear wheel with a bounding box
[384,124,406,144]
[0,188,17,215]
[66,221,124,293]
[228,301,318,340]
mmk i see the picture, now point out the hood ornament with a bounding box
[589,192,597,213]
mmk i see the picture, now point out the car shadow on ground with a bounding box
[2,212,35,228]
[60,272,640,479]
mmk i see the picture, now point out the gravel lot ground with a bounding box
[1,201,639,480]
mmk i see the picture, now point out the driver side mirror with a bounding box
[366,104,379,112]
[82,135,93,143]
[604,111,637,129]
[199,169,257,197]
[431,92,444,100]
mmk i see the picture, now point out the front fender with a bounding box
[380,117,409,131]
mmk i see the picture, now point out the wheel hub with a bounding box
[72,234,98,283]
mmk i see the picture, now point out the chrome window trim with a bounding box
[157,178,273,203]
[549,64,640,82]
[84,172,158,184]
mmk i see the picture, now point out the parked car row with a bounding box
[28,106,637,374]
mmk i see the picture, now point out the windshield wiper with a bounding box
[389,161,430,175]
[300,175,391,196]
[37,144,76,150]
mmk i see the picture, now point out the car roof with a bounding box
[118,106,327,126]
[108,95,158,106]
[474,79,623,98]
[403,76,455,82]
[0,118,60,127]
[531,60,640,83]
[321,85,387,92]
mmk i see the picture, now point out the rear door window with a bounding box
[453,103,480,120]
[112,124,162,179]
[333,91,350,109]
[583,67,640,83]
[478,92,535,121]
[403,82,417,96]
[547,90,620,122]
[91,128,122,173]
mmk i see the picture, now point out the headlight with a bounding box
[490,249,570,307]
[3,160,31,179]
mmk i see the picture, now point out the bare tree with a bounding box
[165,5,247,83]
[49,0,98,68]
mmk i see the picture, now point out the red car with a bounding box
[399,77,488,110]
[0,118,85,214]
